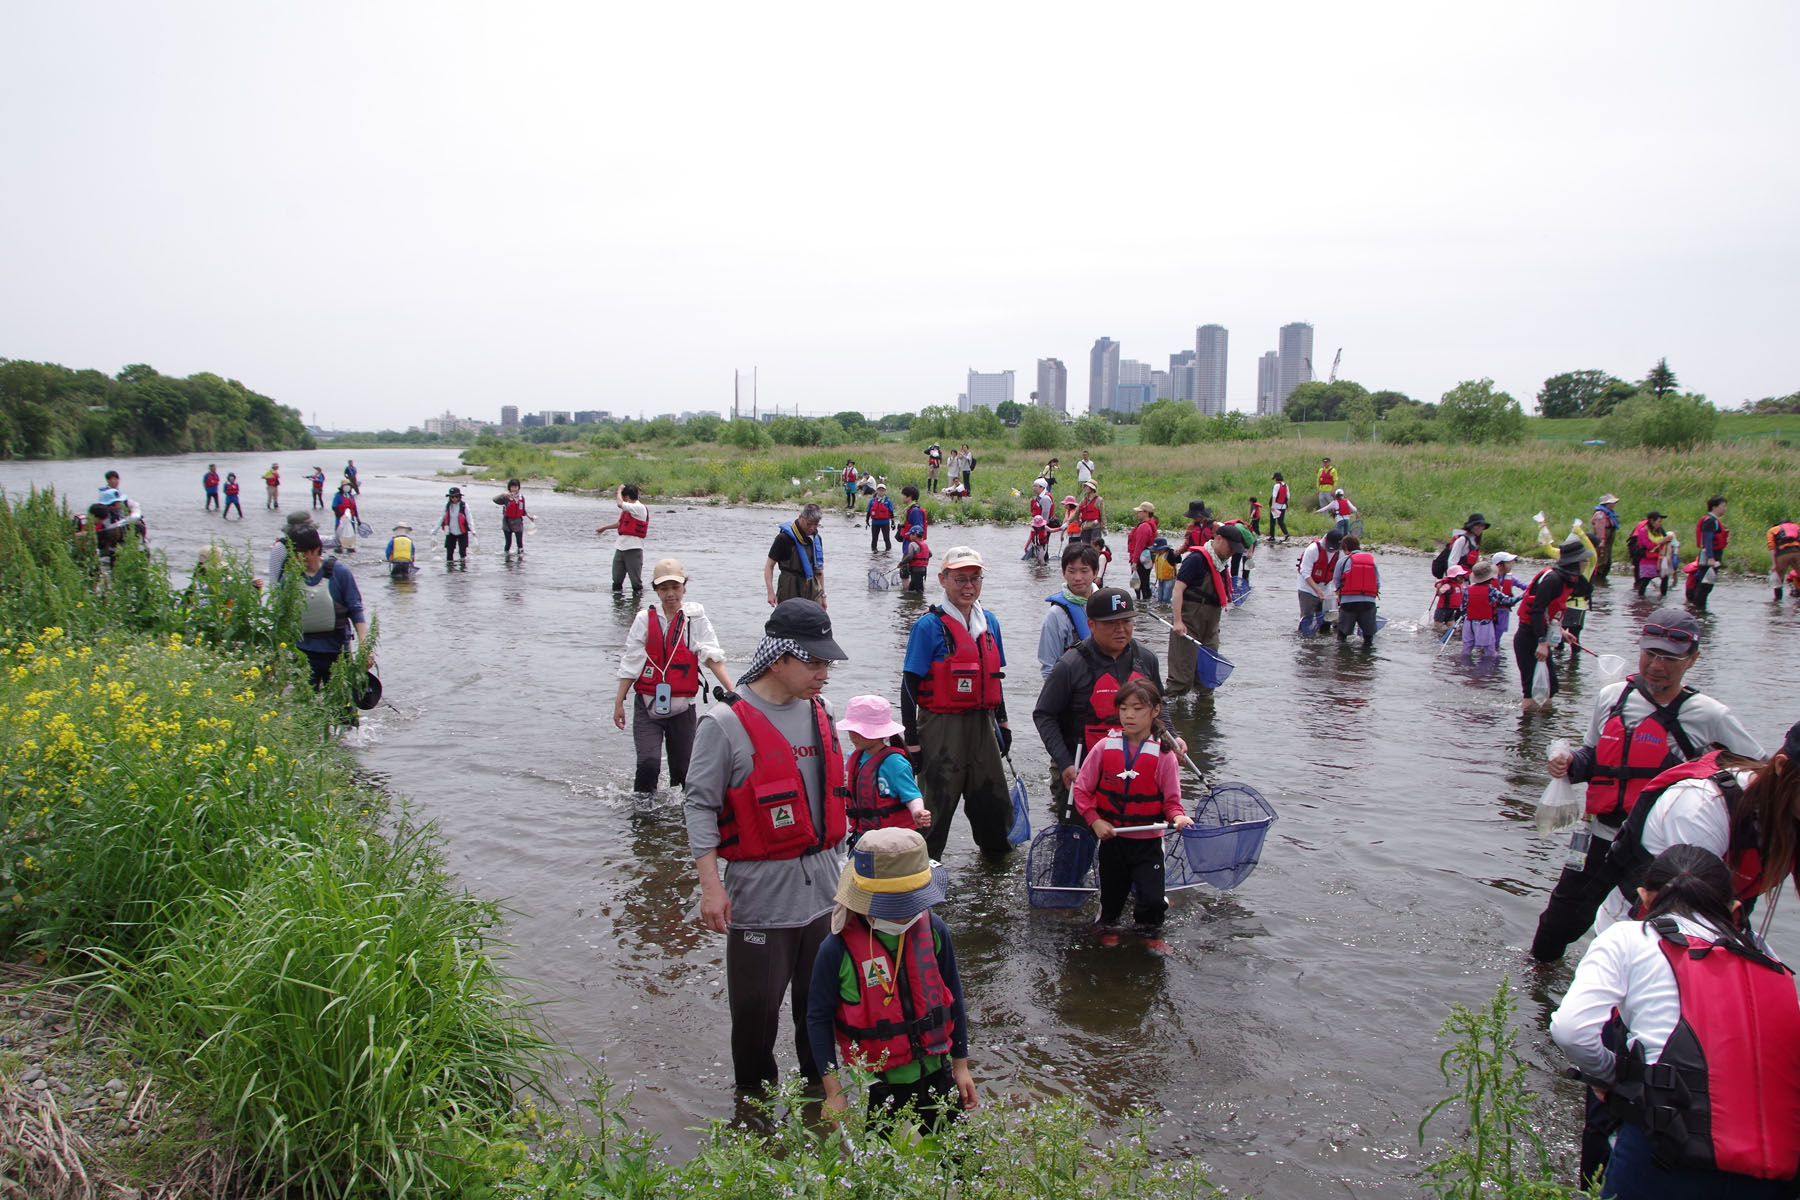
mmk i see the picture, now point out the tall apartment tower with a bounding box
[1088,337,1119,415]
[1036,358,1068,413]
[1257,352,1279,415]
[1194,324,1229,415]
[500,405,519,428]
[965,368,1015,411]
[1276,322,1314,411]
[1167,350,1197,404]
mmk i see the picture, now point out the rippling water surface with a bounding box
[7,449,1796,1198]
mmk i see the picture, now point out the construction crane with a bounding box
[1328,348,1342,383]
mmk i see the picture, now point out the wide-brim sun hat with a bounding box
[1030,515,1047,528]
[392,523,412,533]
[1063,496,1078,505]
[839,695,906,741]
[1598,493,1620,505]
[1556,538,1592,568]
[833,827,946,922]
[1465,513,1489,529]
[285,511,315,529]
[1471,562,1497,584]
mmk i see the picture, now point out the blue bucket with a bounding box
[1167,782,1276,890]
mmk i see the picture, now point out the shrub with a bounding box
[1599,390,1718,450]
[722,419,772,450]
[1068,415,1113,445]
[1438,379,1526,444]
[1015,406,1067,450]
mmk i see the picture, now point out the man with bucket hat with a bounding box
[685,598,850,1093]
[805,828,976,1124]
[1512,536,1591,710]
[1033,587,1166,824]
[902,547,1014,858]
[1528,606,1762,963]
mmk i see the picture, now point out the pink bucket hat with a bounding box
[840,695,905,740]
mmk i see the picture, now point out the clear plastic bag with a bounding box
[1537,737,1582,834]
[1531,659,1552,706]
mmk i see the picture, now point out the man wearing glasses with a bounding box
[901,547,1014,858]
[1528,607,1763,963]
[684,599,850,1093]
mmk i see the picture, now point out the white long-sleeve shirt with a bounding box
[616,601,727,686]
[1592,772,1750,933]
[1550,913,1771,1084]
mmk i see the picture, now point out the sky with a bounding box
[4,2,1797,429]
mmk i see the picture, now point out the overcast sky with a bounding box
[5,3,1796,429]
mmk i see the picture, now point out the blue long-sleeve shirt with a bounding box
[805,912,970,1080]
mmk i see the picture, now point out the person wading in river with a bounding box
[1530,607,1763,963]
[1032,587,1166,824]
[683,599,848,1094]
[594,483,649,596]
[614,558,734,795]
[765,503,826,608]
[901,547,1013,858]
[1513,537,1590,711]
[1167,522,1241,696]
[1590,493,1620,582]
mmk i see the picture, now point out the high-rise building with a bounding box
[1089,338,1119,414]
[1036,358,1068,414]
[1276,322,1314,411]
[500,405,519,428]
[1167,350,1197,404]
[1257,352,1279,415]
[965,369,1015,411]
[1195,325,1229,415]
[1150,370,1173,400]
[1118,359,1153,387]
[1113,383,1155,415]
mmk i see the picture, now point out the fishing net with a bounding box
[866,566,901,590]
[1166,782,1277,891]
[1026,824,1097,909]
[1195,644,1234,688]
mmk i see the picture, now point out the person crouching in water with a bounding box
[807,827,976,1126]
[384,524,418,580]
[840,695,930,846]
[1073,678,1193,953]
[1461,560,1500,656]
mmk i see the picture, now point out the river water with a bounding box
[6,448,1796,1197]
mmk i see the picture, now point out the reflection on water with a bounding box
[3,449,1797,1199]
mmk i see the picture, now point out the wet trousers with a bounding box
[1530,827,1619,961]
[1098,835,1167,928]
[904,566,926,593]
[612,547,643,593]
[916,708,1011,857]
[1166,600,1222,693]
[776,569,823,605]
[726,914,829,1092]
[1338,600,1378,643]
[632,697,698,792]
[870,522,891,552]
[1513,629,1559,701]
[504,528,525,552]
[443,532,468,562]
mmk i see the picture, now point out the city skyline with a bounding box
[5,7,1794,430]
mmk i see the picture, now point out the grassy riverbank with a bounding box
[463,436,1800,562]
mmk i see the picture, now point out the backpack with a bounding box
[1430,541,1453,579]
[1627,525,1647,564]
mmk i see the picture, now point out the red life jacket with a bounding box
[868,497,893,521]
[916,607,1004,713]
[846,747,915,837]
[901,538,931,570]
[1341,551,1378,597]
[1092,733,1167,826]
[225,481,240,496]
[1333,496,1352,516]
[1186,519,1212,548]
[1587,679,1700,817]
[1078,499,1101,525]
[832,914,955,1074]
[1437,580,1466,610]
[504,495,528,519]
[1696,515,1729,555]
[1465,581,1496,621]
[635,608,702,697]
[1456,534,1482,573]
[618,507,649,538]
[1065,513,1083,538]
[1318,466,1336,488]
[1605,752,1766,907]
[1517,567,1570,627]
[715,695,847,861]
[842,467,857,484]
[442,503,471,533]
[1775,523,1800,555]
[1307,540,1339,584]
[1273,482,1288,507]
[1250,500,1262,519]
[1081,661,1149,753]
[204,471,219,487]
[1606,917,1800,1181]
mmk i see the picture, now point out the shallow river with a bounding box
[6,449,1796,1197]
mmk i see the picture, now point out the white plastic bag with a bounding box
[1537,738,1582,834]
[1531,658,1552,706]
[1535,513,1554,550]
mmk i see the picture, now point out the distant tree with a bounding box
[1746,390,1800,414]
[812,417,848,447]
[1367,390,1413,416]
[832,410,867,431]
[1139,399,1197,446]
[1340,393,1378,440]
[1379,407,1438,445]
[1537,369,1622,419]
[1437,379,1526,443]
[1014,405,1066,451]
[1599,391,1718,450]
[1068,415,1113,446]
[723,418,772,450]
[685,413,724,441]
[1587,377,1639,419]
[995,400,1025,427]
[1283,379,1368,422]
[1644,358,1679,399]
[876,412,913,432]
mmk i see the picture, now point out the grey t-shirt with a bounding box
[684,687,843,929]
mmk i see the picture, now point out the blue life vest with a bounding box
[1045,592,1090,644]
[780,522,824,579]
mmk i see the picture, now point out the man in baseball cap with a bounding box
[1032,587,1167,823]
[901,547,1014,858]
[685,597,849,1094]
[1167,523,1241,695]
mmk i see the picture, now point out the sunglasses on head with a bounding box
[1642,623,1698,648]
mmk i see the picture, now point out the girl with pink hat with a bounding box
[840,695,929,845]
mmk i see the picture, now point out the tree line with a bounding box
[0,359,315,460]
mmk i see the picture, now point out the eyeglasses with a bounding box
[1642,623,1698,648]
[786,649,834,667]
[945,572,984,584]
